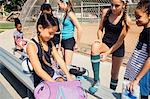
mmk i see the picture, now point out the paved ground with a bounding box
[0,22,148,98]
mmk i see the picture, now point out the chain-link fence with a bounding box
[20,0,139,26]
[53,1,137,23]
[20,0,139,38]
[72,2,137,23]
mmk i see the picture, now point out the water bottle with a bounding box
[122,80,140,99]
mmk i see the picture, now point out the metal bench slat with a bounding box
[0,47,34,92]
[80,76,118,99]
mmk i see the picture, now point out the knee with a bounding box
[91,42,101,54]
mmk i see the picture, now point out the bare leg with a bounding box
[89,42,109,94]
[110,56,123,90]
[64,49,74,66]
[91,42,109,80]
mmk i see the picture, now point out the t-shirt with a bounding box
[13,30,24,40]
[138,27,150,57]
[124,27,150,81]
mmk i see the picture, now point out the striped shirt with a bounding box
[124,27,150,81]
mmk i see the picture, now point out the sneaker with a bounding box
[89,80,100,94]
[69,65,86,77]
[76,76,86,81]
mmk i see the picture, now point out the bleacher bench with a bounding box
[0,47,34,93]
[0,47,120,99]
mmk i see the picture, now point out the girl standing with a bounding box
[124,0,150,98]
[57,0,82,66]
[89,0,131,94]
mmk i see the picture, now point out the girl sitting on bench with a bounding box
[26,13,73,87]
[14,18,27,51]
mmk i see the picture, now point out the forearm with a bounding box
[52,49,70,76]
[76,28,82,43]
[57,57,70,75]
[97,29,103,42]
[36,69,55,82]
[107,41,123,54]
[135,57,150,82]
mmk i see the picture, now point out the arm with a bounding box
[97,8,109,43]
[128,57,150,92]
[135,57,150,82]
[51,43,72,80]
[68,12,82,44]
[13,32,18,44]
[26,42,55,82]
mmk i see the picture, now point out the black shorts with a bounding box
[51,34,60,46]
[61,37,75,51]
[104,41,125,57]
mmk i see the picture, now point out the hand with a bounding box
[49,79,56,82]
[127,79,139,93]
[74,43,79,51]
[59,47,63,52]
[66,74,73,81]
[100,52,109,62]
[58,43,61,49]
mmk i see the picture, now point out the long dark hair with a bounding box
[36,13,57,66]
[60,0,75,24]
[103,0,130,31]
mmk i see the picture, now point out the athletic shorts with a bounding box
[139,70,150,96]
[61,37,75,51]
[104,41,125,57]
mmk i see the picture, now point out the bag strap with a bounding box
[31,38,43,59]
[26,58,33,72]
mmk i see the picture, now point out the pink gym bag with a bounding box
[34,80,87,99]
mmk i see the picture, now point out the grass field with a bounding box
[0,22,15,33]
[0,22,14,29]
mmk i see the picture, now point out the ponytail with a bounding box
[36,14,57,66]
[122,1,130,32]
[63,0,75,24]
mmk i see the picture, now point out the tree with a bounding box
[4,0,27,12]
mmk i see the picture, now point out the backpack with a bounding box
[21,38,51,74]
[21,57,33,74]
[34,80,87,99]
